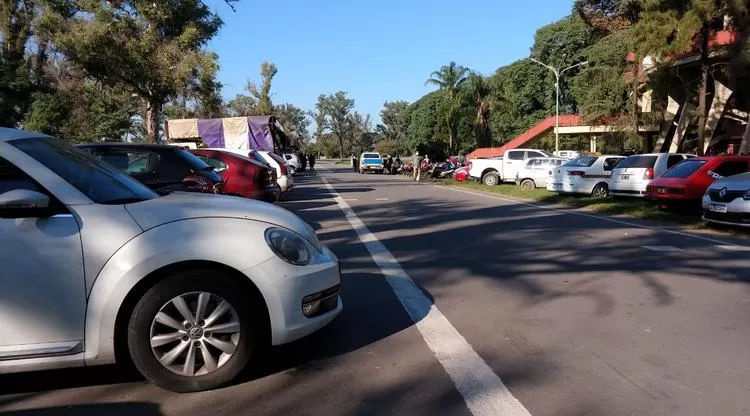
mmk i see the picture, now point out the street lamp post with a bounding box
[530,58,588,154]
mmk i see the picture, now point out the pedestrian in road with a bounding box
[353,153,360,173]
[300,153,307,172]
[308,153,316,172]
[412,151,423,181]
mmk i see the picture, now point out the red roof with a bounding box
[467,115,581,160]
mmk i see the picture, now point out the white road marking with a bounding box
[641,245,684,252]
[716,244,750,251]
[437,185,744,248]
[321,176,531,416]
[343,198,359,201]
[375,197,389,201]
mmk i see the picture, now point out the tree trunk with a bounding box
[145,99,161,143]
[338,137,345,160]
[696,26,710,156]
[740,113,750,155]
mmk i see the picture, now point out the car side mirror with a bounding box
[707,170,723,180]
[0,189,51,219]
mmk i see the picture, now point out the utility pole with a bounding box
[530,58,589,154]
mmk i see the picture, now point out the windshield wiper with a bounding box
[103,197,148,205]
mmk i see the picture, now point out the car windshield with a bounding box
[563,156,597,167]
[538,150,554,157]
[11,137,159,204]
[266,152,288,166]
[661,159,707,178]
[616,155,658,169]
[363,153,380,159]
[177,149,214,172]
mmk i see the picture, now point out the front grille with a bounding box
[704,211,750,224]
[708,189,745,202]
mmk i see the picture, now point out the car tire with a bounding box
[127,270,259,393]
[482,172,499,186]
[520,179,535,190]
[591,183,609,198]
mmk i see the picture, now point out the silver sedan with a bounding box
[702,172,750,228]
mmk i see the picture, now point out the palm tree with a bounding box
[425,62,471,153]
[463,73,494,148]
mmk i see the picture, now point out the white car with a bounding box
[283,153,300,175]
[702,172,750,228]
[469,148,554,185]
[553,150,580,159]
[547,155,626,197]
[208,148,294,193]
[610,153,696,197]
[514,157,567,189]
[0,128,341,392]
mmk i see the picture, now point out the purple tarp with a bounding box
[197,119,224,148]
[247,116,274,151]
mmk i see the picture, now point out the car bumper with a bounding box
[263,186,281,203]
[245,245,342,346]
[701,195,750,227]
[547,182,586,194]
[361,166,383,171]
[279,175,293,192]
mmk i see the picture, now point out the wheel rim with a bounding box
[485,176,496,185]
[594,187,607,198]
[150,292,241,377]
[522,181,532,190]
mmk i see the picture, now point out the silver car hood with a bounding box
[125,192,318,243]
[710,172,750,191]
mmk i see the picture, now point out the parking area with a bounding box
[2,161,749,416]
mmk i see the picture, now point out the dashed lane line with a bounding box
[320,172,531,416]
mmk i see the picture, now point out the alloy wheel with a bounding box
[149,292,241,377]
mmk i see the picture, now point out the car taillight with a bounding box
[644,167,654,180]
[568,170,585,177]
[279,163,288,175]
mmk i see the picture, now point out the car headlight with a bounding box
[743,190,750,200]
[265,227,311,265]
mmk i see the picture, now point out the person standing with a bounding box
[411,151,423,181]
[353,153,360,173]
[308,153,316,172]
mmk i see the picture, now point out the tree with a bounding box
[425,61,471,153]
[274,103,310,150]
[463,74,495,148]
[315,91,355,158]
[226,94,257,117]
[632,0,729,155]
[39,0,229,142]
[247,61,277,115]
[376,100,410,140]
[573,0,643,34]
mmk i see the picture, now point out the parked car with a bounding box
[191,149,280,203]
[0,128,342,393]
[359,152,384,174]
[208,149,294,194]
[514,157,567,189]
[283,153,300,175]
[553,150,580,159]
[646,156,750,208]
[469,148,554,185]
[454,165,471,182]
[78,143,224,195]
[702,172,750,227]
[610,153,696,198]
[547,155,626,197]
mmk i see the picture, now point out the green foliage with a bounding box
[38,0,227,142]
[315,91,357,157]
[274,103,310,150]
[247,61,277,116]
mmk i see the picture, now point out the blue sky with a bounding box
[206,0,573,126]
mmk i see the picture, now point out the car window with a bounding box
[603,158,623,171]
[11,138,158,204]
[266,152,288,166]
[616,155,657,169]
[563,156,597,167]
[362,153,380,159]
[661,159,707,178]
[712,161,749,178]
[0,156,45,194]
[524,159,535,168]
[529,151,547,158]
[284,155,292,160]
[507,151,524,160]
[196,155,228,173]
[667,155,685,169]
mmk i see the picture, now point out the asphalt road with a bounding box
[1,161,749,416]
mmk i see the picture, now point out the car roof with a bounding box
[77,143,178,150]
[0,127,52,142]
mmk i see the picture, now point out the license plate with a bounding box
[619,175,631,180]
[709,204,727,213]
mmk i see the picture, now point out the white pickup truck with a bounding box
[469,148,554,185]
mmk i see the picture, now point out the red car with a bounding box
[645,156,750,207]
[191,149,280,203]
